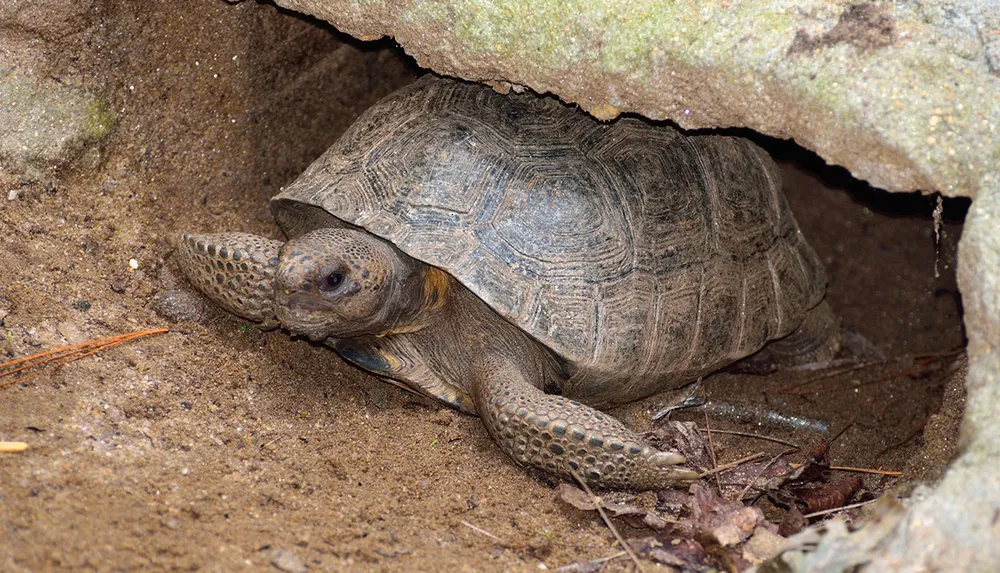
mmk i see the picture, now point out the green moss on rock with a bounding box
[83,98,116,142]
[0,71,116,178]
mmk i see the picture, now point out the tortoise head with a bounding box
[274,228,427,341]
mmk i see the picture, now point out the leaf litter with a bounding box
[555,418,902,571]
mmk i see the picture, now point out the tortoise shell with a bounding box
[269,76,825,406]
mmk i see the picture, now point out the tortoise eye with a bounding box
[320,271,345,292]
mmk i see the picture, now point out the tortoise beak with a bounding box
[274,290,338,342]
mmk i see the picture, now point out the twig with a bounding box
[802,498,877,519]
[259,436,283,450]
[568,470,646,573]
[694,427,800,449]
[781,362,876,393]
[698,452,766,477]
[703,411,722,494]
[829,465,902,477]
[785,461,902,477]
[781,349,964,396]
[461,520,508,545]
[556,551,628,572]
[932,194,944,278]
[0,328,168,388]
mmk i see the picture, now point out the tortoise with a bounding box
[176,75,837,491]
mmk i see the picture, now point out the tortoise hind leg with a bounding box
[764,300,841,365]
[470,355,699,490]
[729,300,841,374]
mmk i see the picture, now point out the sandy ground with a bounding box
[0,2,968,571]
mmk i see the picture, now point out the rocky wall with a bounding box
[268,0,1000,570]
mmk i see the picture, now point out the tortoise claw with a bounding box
[649,451,687,467]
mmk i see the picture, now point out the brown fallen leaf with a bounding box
[629,536,705,569]
[557,483,668,530]
[689,482,751,532]
[718,454,799,500]
[779,503,809,536]
[792,475,864,513]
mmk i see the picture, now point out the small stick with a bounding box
[698,452,767,477]
[555,551,628,572]
[259,436,283,450]
[781,349,964,396]
[785,462,902,477]
[694,427,800,449]
[781,362,875,393]
[1,328,168,388]
[0,442,28,453]
[932,194,944,278]
[802,498,878,519]
[703,411,722,494]
[568,470,646,573]
[460,520,508,545]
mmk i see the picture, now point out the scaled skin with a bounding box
[177,229,698,490]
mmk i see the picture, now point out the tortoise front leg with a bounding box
[176,232,282,327]
[471,356,698,490]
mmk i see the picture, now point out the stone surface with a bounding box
[0,0,95,42]
[0,71,114,181]
[273,0,999,200]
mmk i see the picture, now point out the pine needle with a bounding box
[568,469,647,573]
[0,328,169,388]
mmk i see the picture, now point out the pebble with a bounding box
[152,289,205,323]
[269,549,307,573]
[7,190,18,201]
[105,404,126,423]
[985,40,1000,74]
[56,321,87,345]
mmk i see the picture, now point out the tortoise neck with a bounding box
[427,275,564,393]
[373,264,453,337]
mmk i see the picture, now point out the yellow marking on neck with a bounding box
[376,266,452,337]
[382,351,403,372]
[376,323,426,337]
[421,266,452,313]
